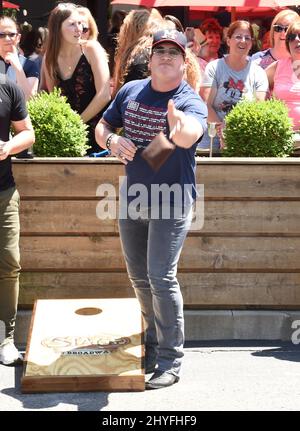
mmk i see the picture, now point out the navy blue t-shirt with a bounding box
[0,77,28,191]
[103,78,207,206]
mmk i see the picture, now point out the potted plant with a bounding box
[223,99,294,157]
[27,88,89,157]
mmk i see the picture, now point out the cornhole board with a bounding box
[21,298,144,393]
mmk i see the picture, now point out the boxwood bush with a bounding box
[223,99,294,157]
[27,88,89,157]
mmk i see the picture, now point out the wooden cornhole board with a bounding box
[21,298,144,393]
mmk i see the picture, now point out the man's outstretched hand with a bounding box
[167,99,185,141]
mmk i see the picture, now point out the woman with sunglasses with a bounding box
[200,20,268,154]
[252,10,299,70]
[42,3,110,155]
[266,19,300,133]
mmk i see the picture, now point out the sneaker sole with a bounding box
[0,354,23,366]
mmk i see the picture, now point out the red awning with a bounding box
[190,6,282,18]
[110,0,298,7]
[2,1,20,9]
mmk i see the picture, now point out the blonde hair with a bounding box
[113,10,200,94]
[285,18,300,54]
[77,6,99,40]
[270,9,299,48]
[113,8,163,95]
[185,49,202,92]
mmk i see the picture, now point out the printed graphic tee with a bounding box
[103,78,207,206]
[202,56,269,122]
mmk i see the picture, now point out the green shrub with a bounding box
[223,99,294,157]
[27,88,89,157]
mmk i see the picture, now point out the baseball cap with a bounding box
[152,29,187,54]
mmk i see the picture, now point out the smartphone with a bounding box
[185,27,195,43]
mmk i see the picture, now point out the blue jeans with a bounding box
[118,205,192,377]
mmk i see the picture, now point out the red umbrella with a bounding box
[2,1,20,9]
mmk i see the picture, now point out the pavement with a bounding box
[1,341,300,412]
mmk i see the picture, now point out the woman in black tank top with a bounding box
[42,3,111,155]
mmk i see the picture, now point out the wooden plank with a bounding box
[13,161,300,199]
[196,164,300,199]
[20,200,118,234]
[19,272,300,308]
[20,236,300,271]
[179,272,300,306]
[14,162,125,198]
[202,200,300,234]
[21,375,145,393]
[20,200,300,234]
[22,298,144,393]
[19,272,133,305]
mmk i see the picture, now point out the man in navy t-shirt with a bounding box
[0,74,35,365]
[96,29,207,390]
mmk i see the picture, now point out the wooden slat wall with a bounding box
[13,157,300,308]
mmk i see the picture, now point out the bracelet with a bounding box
[105,133,115,150]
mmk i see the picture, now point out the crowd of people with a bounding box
[1,3,300,389]
[1,6,300,153]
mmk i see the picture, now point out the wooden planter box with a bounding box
[13,157,300,310]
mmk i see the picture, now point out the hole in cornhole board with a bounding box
[75,307,102,316]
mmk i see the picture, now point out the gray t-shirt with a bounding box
[202,56,269,122]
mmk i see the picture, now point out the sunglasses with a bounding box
[287,33,300,42]
[0,32,18,39]
[152,47,183,58]
[273,24,289,33]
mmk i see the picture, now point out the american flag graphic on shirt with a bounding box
[123,100,167,146]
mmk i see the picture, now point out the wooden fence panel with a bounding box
[20,200,300,235]
[14,158,300,308]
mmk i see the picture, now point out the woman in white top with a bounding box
[200,20,268,153]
